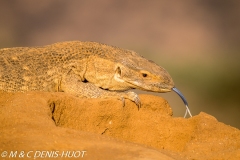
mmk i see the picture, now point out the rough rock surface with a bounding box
[0,92,239,159]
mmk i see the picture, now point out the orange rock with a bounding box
[0,92,239,160]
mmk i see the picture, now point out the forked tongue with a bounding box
[172,87,192,118]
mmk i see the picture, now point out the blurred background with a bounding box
[0,0,239,128]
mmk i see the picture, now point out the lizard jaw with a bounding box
[113,70,173,92]
[125,81,172,93]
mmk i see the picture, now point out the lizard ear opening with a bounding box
[115,66,122,78]
[114,64,127,83]
[114,64,125,83]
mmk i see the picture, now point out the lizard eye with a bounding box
[142,73,148,77]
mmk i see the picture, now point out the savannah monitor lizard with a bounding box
[0,41,192,117]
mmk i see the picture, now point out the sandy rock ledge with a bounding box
[0,92,239,160]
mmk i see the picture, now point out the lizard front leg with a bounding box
[60,74,141,108]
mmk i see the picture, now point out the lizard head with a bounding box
[84,45,174,92]
[112,51,175,92]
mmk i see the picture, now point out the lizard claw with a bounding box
[120,96,125,107]
[126,91,141,109]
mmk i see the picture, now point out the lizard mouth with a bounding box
[126,81,172,92]
[158,88,172,92]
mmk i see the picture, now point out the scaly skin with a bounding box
[0,41,174,107]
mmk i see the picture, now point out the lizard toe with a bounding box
[120,96,125,107]
[126,91,141,109]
